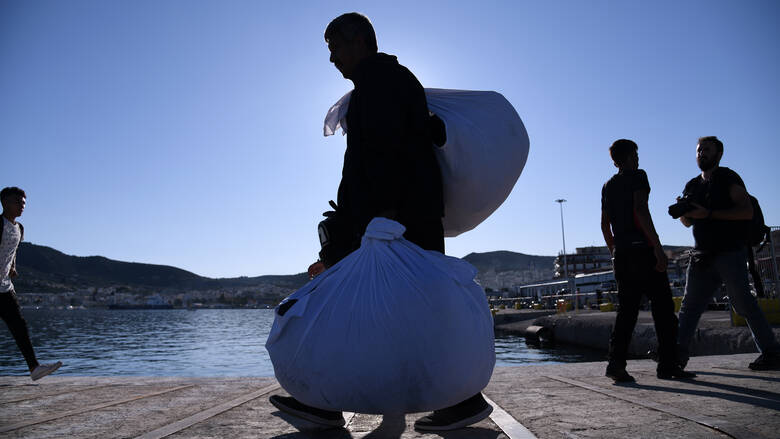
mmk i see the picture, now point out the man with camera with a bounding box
[601,139,694,382]
[674,136,780,371]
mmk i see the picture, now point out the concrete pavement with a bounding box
[1,353,778,438]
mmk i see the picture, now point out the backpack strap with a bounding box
[6,220,23,275]
[0,218,23,242]
[756,228,771,253]
[746,248,765,298]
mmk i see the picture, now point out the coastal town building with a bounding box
[553,246,612,278]
[511,246,694,305]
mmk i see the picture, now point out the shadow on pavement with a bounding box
[633,382,780,411]
[270,411,353,439]
[675,372,780,402]
[360,414,405,438]
[429,427,504,439]
[695,370,780,383]
[268,412,504,439]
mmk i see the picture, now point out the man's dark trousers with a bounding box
[608,246,678,370]
[1,290,38,371]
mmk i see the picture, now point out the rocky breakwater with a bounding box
[532,309,780,358]
[491,308,556,333]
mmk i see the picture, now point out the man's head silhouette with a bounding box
[609,139,639,171]
[325,12,377,79]
[696,136,723,172]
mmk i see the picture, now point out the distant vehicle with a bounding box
[600,281,616,292]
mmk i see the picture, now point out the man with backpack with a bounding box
[1,187,62,380]
[675,136,780,371]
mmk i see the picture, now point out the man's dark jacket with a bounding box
[337,53,444,240]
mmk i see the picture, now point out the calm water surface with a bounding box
[0,309,603,377]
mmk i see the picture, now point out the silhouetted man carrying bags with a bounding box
[600,140,694,382]
[269,13,492,431]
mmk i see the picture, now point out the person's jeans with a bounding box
[0,290,39,371]
[677,248,780,364]
[608,246,679,370]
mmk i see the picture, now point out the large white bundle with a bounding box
[324,88,529,237]
[265,218,495,414]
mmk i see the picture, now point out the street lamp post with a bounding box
[555,199,575,310]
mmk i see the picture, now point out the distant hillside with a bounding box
[14,242,560,293]
[17,243,204,288]
[15,242,309,292]
[463,251,555,273]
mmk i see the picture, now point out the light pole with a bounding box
[555,199,573,310]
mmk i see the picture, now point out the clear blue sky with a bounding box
[2,1,779,278]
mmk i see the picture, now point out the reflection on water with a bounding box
[494,334,604,366]
[1,309,603,377]
[0,309,275,377]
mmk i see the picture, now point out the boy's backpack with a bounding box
[0,219,24,275]
[748,195,770,248]
[746,195,770,297]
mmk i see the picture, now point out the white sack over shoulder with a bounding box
[265,218,495,414]
[324,88,529,237]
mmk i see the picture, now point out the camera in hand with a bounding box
[668,196,695,219]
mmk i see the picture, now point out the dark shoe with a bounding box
[269,395,345,428]
[657,365,696,379]
[605,368,635,383]
[414,393,493,431]
[749,353,780,371]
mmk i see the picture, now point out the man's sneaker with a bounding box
[605,368,635,383]
[30,362,62,381]
[748,353,780,371]
[414,393,492,431]
[657,365,696,379]
[268,395,345,428]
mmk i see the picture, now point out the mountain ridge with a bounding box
[16,242,698,293]
[15,242,309,292]
[15,242,556,292]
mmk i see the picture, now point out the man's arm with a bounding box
[633,189,667,272]
[600,209,614,256]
